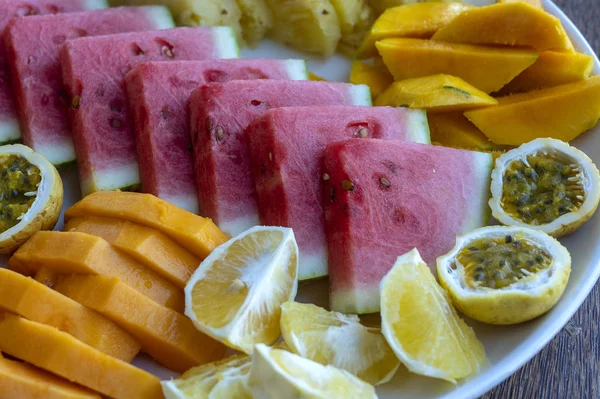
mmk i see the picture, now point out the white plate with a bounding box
[7,1,599,398]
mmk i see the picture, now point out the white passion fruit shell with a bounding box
[489,138,600,237]
[0,144,63,254]
[437,226,571,325]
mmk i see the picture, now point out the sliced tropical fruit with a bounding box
[464,76,600,145]
[498,51,593,95]
[498,0,542,8]
[0,268,140,362]
[0,313,163,399]
[8,231,185,312]
[266,0,342,57]
[53,274,226,373]
[428,112,508,152]
[376,38,538,93]
[0,355,101,399]
[333,0,375,56]
[431,3,573,51]
[249,344,377,398]
[381,248,486,382]
[162,354,252,399]
[65,216,199,288]
[489,138,600,237]
[349,60,393,98]
[0,144,62,254]
[375,74,497,113]
[236,0,272,46]
[357,2,472,58]
[64,191,230,259]
[184,226,298,354]
[322,139,492,314]
[309,71,326,81]
[280,301,399,385]
[437,226,571,324]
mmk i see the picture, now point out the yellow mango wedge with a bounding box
[428,112,508,152]
[377,38,538,93]
[0,269,140,362]
[9,231,185,313]
[349,60,393,98]
[0,313,163,399]
[357,2,472,58]
[375,74,498,113]
[64,191,229,259]
[498,0,542,9]
[498,51,593,94]
[465,76,600,145]
[309,71,326,81]
[432,3,573,51]
[53,275,226,373]
[66,216,200,289]
[0,355,100,399]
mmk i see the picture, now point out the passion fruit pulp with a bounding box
[0,155,42,232]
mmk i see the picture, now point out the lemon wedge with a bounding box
[184,226,299,353]
[380,248,485,383]
[249,344,377,399]
[280,301,399,385]
[437,226,571,325]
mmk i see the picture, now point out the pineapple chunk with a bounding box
[335,1,375,57]
[267,0,342,57]
[236,0,273,47]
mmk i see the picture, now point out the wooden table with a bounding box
[482,1,599,397]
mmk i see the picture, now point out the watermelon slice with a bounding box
[61,27,238,196]
[0,0,108,145]
[322,139,492,314]
[3,6,174,165]
[124,59,306,213]
[246,106,430,280]
[189,80,371,235]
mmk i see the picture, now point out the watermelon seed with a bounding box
[216,126,224,142]
[322,173,330,181]
[329,187,335,202]
[379,177,391,188]
[110,118,121,129]
[187,145,193,153]
[268,152,273,161]
[27,56,36,65]
[341,180,355,191]
[162,46,174,58]
[161,107,169,120]
[71,96,80,110]
[358,127,368,138]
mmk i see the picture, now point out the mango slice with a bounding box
[498,51,593,95]
[431,3,573,52]
[465,76,600,145]
[0,269,140,362]
[0,355,100,399]
[309,71,326,81]
[64,191,229,259]
[0,313,163,399]
[65,216,199,289]
[428,112,508,152]
[53,274,226,373]
[377,38,538,93]
[349,60,393,98]
[8,231,185,313]
[375,74,498,113]
[357,2,472,58]
[498,0,542,8]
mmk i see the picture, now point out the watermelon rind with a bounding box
[0,120,20,145]
[349,84,372,106]
[80,163,139,196]
[36,141,76,167]
[283,60,308,80]
[212,26,240,59]
[405,109,431,145]
[82,0,109,9]
[144,5,176,29]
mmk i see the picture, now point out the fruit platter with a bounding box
[0,0,599,398]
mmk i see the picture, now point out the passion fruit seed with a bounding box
[0,154,41,232]
[456,236,552,289]
[501,154,585,226]
[341,180,355,191]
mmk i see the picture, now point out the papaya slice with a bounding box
[357,2,472,59]
[498,51,593,95]
[0,355,100,399]
[52,274,227,373]
[8,231,185,313]
[64,191,229,259]
[375,74,498,113]
[431,3,573,52]
[0,269,140,362]
[428,113,508,152]
[65,216,200,289]
[465,76,600,145]
[349,60,393,98]
[498,0,542,8]
[376,38,538,93]
[0,313,163,399]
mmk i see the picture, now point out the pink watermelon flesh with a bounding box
[0,0,106,144]
[322,139,492,314]
[124,59,304,213]
[246,106,431,280]
[61,27,237,196]
[3,6,173,165]
[189,80,371,236]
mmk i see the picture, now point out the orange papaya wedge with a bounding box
[0,313,163,399]
[498,0,542,8]
[64,191,229,259]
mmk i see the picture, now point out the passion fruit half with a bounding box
[437,226,571,325]
[0,144,63,254]
[489,138,600,237]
